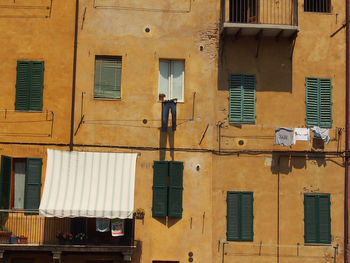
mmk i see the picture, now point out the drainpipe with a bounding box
[69,0,79,151]
[346,0,350,262]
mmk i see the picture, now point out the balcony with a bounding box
[222,0,299,39]
[0,210,135,260]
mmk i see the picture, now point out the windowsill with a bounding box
[304,243,332,246]
[303,11,332,15]
[94,97,121,101]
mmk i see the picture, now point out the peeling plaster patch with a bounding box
[196,23,219,63]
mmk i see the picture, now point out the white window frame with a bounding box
[158,59,185,102]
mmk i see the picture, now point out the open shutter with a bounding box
[152,161,168,217]
[29,62,44,111]
[242,75,256,124]
[229,74,243,123]
[304,195,317,243]
[318,195,331,244]
[0,156,11,209]
[24,158,42,210]
[306,77,320,127]
[15,61,30,110]
[168,161,183,218]
[227,192,240,241]
[319,78,332,128]
[240,192,253,241]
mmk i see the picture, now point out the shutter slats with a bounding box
[0,156,12,209]
[152,161,169,217]
[306,77,332,127]
[241,192,253,241]
[24,158,42,210]
[318,195,331,243]
[229,74,256,124]
[15,61,30,110]
[227,192,240,241]
[168,161,183,218]
[304,195,317,243]
[29,62,44,111]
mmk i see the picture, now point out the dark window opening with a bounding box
[230,0,257,23]
[304,0,331,13]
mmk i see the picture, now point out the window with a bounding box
[304,194,331,244]
[15,61,44,111]
[305,77,332,128]
[94,56,122,99]
[304,0,331,13]
[0,156,42,210]
[227,191,253,241]
[152,161,183,218]
[159,60,184,102]
[229,74,256,124]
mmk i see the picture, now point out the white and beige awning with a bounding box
[39,149,137,219]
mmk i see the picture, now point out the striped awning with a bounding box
[39,149,137,219]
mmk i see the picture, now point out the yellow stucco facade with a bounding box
[0,0,347,263]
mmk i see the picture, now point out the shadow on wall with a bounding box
[218,36,292,92]
[153,217,181,228]
[270,152,326,174]
[159,130,175,161]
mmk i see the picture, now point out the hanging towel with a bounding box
[96,218,110,232]
[311,126,330,144]
[111,218,124,237]
[274,127,294,146]
[293,128,310,144]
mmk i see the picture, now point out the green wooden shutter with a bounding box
[0,156,12,209]
[227,192,240,241]
[168,161,183,218]
[304,194,318,243]
[318,194,331,244]
[229,74,243,123]
[24,158,42,210]
[306,77,319,127]
[152,161,169,217]
[15,61,44,111]
[242,75,256,124]
[240,192,253,241]
[94,57,121,99]
[29,62,44,111]
[15,61,30,110]
[319,79,332,128]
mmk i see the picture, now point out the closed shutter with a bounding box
[242,75,256,124]
[304,195,317,243]
[29,62,44,111]
[229,74,243,123]
[319,78,332,128]
[0,156,12,209]
[15,61,44,111]
[318,194,331,244]
[240,192,253,241]
[94,57,122,99]
[306,78,319,127]
[168,161,183,218]
[229,74,256,124]
[227,192,240,241]
[24,158,42,210]
[15,61,30,110]
[152,161,169,217]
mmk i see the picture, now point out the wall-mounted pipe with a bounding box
[69,0,79,151]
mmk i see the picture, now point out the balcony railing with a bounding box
[0,210,135,247]
[224,0,298,26]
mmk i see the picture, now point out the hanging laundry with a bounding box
[161,100,177,132]
[111,218,124,237]
[96,218,110,232]
[274,127,294,146]
[311,126,330,144]
[293,128,310,144]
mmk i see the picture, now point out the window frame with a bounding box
[94,55,122,100]
[227,191,254,242]
[304,193,331,244]
[158,59,185,103]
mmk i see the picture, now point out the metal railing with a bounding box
[227,0,298,26]
[0,210,135,246]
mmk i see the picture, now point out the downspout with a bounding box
[346,0,350,262]
[69,0,79,151]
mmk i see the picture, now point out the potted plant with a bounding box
[73,232,87,245]
[17,235,28,244]
[56,231,73,245]
[135,208,145,219]
[0,226,11,244]
[159,93,166,102]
